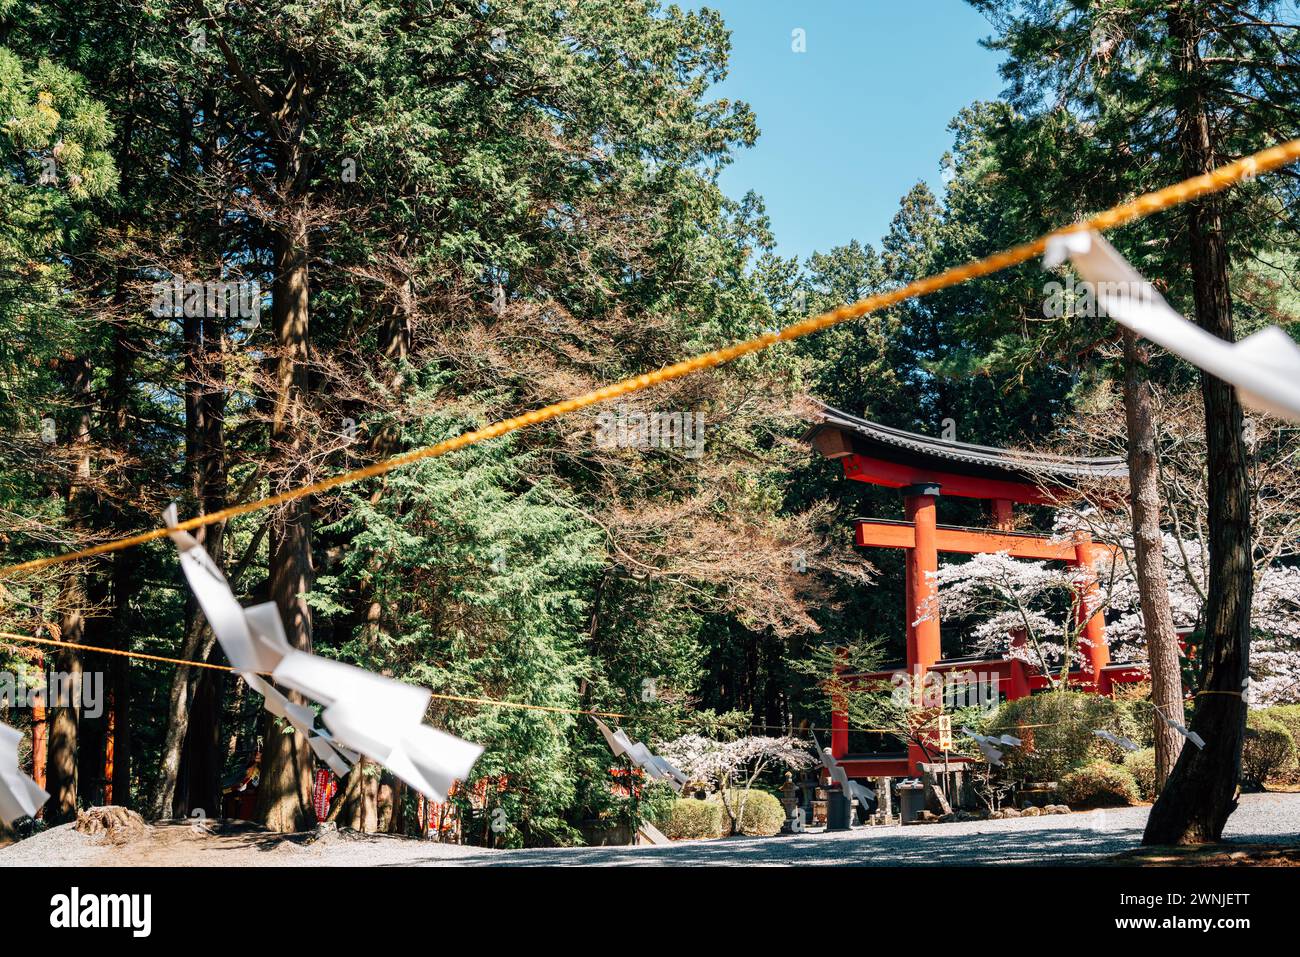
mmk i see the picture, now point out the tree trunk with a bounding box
[388,780,406,834]
[1121,330,1184,792]
[255,215,315,832]
[149,614,210,820]
[361,767,380,833]
[322,289,412,833]
[74,304,139,808]
[46,355,94,824]
[144,95,206,821]
[1145,5,1253,845]
[328,762,367,828]
[106,541,137,808]
[100,44,142,812]
[48,594,84,824]
[106,548,137,809]
[108,556,134,807]
[150,305,228,819]
[75,568,109,808]
[176,662,226,819]
[173,309,229,818]
[100,82,149,799]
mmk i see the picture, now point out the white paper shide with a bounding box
[1044,230,1300,422]
[592,717,688,791]
[813,733,875,808]
[0,721,48,826]
[165,505,482,801]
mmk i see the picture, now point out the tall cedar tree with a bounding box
[970,0,1300,842]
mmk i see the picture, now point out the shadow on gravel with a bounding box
[390,820,1149,867]
[389,801,1300,867]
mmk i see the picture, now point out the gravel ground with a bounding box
[3,792,1298,867]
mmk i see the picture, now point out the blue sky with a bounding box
[694,1,1007,262]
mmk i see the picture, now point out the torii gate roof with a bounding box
[804,402,1128,485]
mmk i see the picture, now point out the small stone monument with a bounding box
[875,776,893,823]
[780,772,800,833]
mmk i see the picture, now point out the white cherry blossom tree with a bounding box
[920,552,1113,688]
[923,535,1300,704]
[655,733,814,832]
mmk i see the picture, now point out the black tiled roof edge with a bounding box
[806,402,1128,481]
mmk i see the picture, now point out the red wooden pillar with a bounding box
[31,655,47,796]
[830,648,849,759]
[103,691,116,805]
[991,498,1014,530]
[1072,533,1111,692]
[1006,654,1031,700]
[830,703,849,760]
[903,558,916,679]
[904,485,941,771]
[904,485,942,671]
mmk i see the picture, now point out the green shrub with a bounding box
[637,781,679,827]
[1262,704,1300,741]
[1242,712,1295,791]
[1256,706,1300,786]
[1058,760,1140,807]
[658,798,725,840]
[712,788,787,837]
[1114,695,1157,749]
[1123,748,1158,801]
[994,691,1140,782]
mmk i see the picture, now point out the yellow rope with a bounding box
[0,628,1180,737]
[1,630,237,673]
[3,137,1297,580]
[0,630,632,718]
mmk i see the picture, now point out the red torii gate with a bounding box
[805,405,1140,779]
